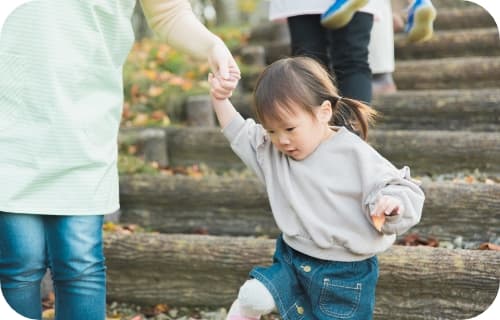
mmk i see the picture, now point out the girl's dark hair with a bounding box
[253,56,376,140]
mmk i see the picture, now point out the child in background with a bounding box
[209,57,425,320]
[322,0,436,42]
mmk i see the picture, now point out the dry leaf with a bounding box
[154,303,169,314]
[133,113,149,126]
[371,215,385,232]
[479,243,500,251]
[42,309,55,319]
[464,175,476,184]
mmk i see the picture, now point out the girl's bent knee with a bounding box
[238,279,276,316]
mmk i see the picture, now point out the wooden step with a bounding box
[118,127,500,174]
[430,0,476,9]
[395,28,500,60]
[433,7,497,30]
[242,56,500,91]
[104,233,500,319]
[231,89,500,131]
[119,175,499,243]
[394,56,500,90]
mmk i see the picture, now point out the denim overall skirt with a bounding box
[249,236,379,320]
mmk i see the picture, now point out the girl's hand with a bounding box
[370,196,404,232]
[208,67,240,100]
[371,195,404,217]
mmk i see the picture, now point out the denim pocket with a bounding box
[319,278,362,319]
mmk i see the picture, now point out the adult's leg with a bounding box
[46,215,106,320]
[287,15,329,69]
[328,12,374,103]
[0,213,47,319]
[369,0,397,95]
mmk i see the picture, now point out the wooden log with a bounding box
[373,89,500,131]
[119,175,500,242]
[369,130,500,174]
[395,28,500,60]
[185,95,215,127]
[104,233,500,319]
[433,7,497,30]
[160,127,500,174]
[428,0,475,9]
[244,56,500,90]
[232,89,500,131]
[394,56,500,90]
[118,127,168,167]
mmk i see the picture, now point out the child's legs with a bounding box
[45,215,106,320]
[0,212,47,319]
[327,12,374,103]
[287,15,329,69]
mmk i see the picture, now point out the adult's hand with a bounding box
[208,40,240,91]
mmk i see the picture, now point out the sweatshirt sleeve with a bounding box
[222,114,268,183]
[357,139,426,236]
[140,0,223,60]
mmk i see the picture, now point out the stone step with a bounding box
[104,233,500,319]
[119,174,499,243]
[231,88,500,131]
[241,56,500,91]
[395,28,500,60]
[119,127,500,174]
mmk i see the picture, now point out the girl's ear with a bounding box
[317,100,333,123]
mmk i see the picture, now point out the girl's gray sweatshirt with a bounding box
[223,114,426,261]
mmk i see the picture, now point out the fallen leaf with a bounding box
[371,215,385,232]
[42,309,55,319]
[479,243,500,251]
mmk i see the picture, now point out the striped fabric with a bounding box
[0,0,136,215]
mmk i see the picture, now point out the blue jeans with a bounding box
[250,236,379,320]
[0,213,106,320]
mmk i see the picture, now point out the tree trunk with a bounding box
[119,175,500,242]
[104,233,500,319]
[132,2,152,40]
[213,0,240,26]
[395,28,500,60]
[158,127,500,174]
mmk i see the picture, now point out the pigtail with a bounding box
[329,96,377,141]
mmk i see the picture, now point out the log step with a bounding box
[104,233,500,319]
[259,27,500,65]
[428,0,475,9]
[119,127,500,174]
[394,56,500,90]
[231,89,500,132]
[395,28,500,60]
[118,175,499,242]
[433,7,497,30]
[242,56,500,91]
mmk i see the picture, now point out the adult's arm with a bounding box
[140,0,239,78]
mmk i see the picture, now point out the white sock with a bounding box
[226,279,276,320]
